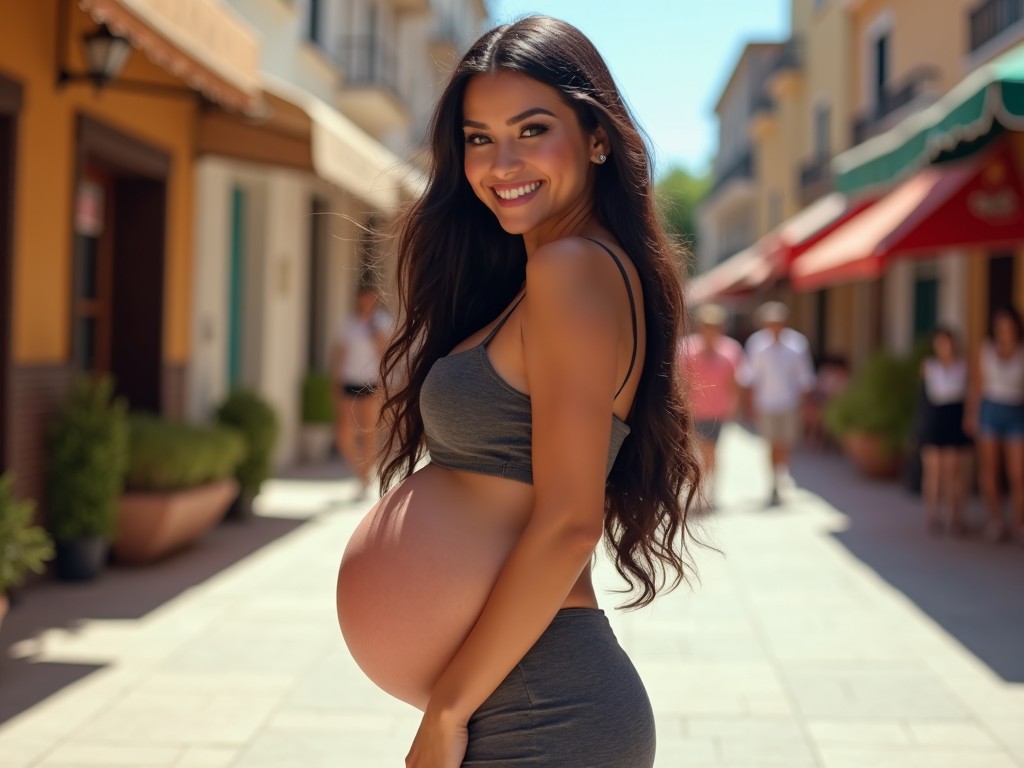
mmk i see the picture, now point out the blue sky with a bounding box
[489,0,790,176]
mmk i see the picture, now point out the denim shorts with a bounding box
[979,399,1024,440]
[463,608,656,767]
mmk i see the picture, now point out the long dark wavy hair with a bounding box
[378,15,702,608]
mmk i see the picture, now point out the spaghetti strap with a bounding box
[582,237,639,398]
[481,293,526,347]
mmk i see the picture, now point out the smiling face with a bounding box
[461,70,607,244]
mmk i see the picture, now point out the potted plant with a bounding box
[47,375,128,580]
[0,473,54,631]
[824,350,920,479]
[215,389,280,521]
[300,371,336,463]
[112,415,247,564]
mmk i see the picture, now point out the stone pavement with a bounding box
[1,425,1023,767]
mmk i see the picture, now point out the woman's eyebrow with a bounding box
[462,107,557,129]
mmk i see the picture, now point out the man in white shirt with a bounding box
[739,301,816,506]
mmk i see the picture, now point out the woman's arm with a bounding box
[406,240,624,765]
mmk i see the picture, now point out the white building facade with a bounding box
[189,0,489,466]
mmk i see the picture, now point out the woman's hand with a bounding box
[405,709,468,768]
[963,411,978,438]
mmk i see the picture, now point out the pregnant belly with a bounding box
[336,465,528,709]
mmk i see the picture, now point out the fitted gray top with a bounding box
[420,238,637,486]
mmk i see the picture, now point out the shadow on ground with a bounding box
[791,447,1024,684]
[0,514,307,725]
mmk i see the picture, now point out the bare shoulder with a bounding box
[525,236,637,317]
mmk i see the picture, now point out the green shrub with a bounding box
[824,349,921,458]
[47,376,128,542]
[214,389,280,497]
[301,371,335,425]
[125,415,247,492]
[0,473,54,593]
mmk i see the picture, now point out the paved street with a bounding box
[1,426,1023,767]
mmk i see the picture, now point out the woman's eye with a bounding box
[521,124,548,138]
[465,133,491,146]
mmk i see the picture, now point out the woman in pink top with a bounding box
[679,304,744,504]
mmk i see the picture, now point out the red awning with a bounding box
[791,138,1024,291]
[761,192,877,278]
[688,245,771,304]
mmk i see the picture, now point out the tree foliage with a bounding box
[655,165,710,275]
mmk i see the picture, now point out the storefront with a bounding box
[0,0,259,501]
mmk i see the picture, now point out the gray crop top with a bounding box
[420,238,637,485]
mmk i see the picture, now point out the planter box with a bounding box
[113,478,239,565]
[300,424,334,463]
[843,432,903,479]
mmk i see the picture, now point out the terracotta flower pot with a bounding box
[842,432,903,479]
[113,478,239,565]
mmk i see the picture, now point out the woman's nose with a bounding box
[491,141,524,176]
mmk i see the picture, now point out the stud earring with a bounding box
[596,153,608,164]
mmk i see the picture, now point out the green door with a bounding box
[228,186,246,389]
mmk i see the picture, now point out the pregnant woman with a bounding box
[337,16,701,767]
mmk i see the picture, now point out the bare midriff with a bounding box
[336,462,598,710]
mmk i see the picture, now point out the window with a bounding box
[307,0,322,45]
[873,32,889,106]
[814,103,831,160]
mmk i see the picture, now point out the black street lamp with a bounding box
[80,25,133,87]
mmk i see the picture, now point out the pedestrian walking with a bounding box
[918,327,972,537]
[330,284,392,499]
[679,303,743,506]
[965,306,1024,544]
[740,301,816,507]
[335,16,701,767]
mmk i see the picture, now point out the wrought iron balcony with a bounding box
[970,0,1024,53]
[336,35,399,94]
[798,155,834,207]
[852,67,940,145]
[335,34,410,136]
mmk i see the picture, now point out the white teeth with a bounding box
[495,181,540,200]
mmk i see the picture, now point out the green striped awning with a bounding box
[835,44,1024,196]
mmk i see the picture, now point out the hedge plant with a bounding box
[301,371,335,425]
[124,415,247,493]
[214,389,280,498]
[824,349,921,459]
[0,473,54,593]
[47,376,128,542]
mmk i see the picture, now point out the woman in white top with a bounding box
[330,285,392,497]
[918,327,971,536]
[965,307,1024,544]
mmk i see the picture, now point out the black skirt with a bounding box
[919,400,971,448]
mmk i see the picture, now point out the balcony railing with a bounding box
[970,0,1024,53]
[709,151,754,197]
[336,35,399,95]
[799,155,834,206]
[852,67,940,145]
[770,36,804,76]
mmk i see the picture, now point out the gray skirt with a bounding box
[463,608,656,767]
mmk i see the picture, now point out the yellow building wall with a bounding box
[1,2,196,365]
[850,0,975,115]
[805,2,854,156]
